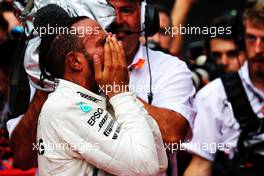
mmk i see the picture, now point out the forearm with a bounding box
[106,92,160,175]
[10,90,48,170]
[170,0,194,56]
[141,101,189,144]
[171,0,193,26]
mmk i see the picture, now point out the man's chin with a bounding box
[250,61,264,76]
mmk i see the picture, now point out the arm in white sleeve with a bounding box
[47,92,165,176]
[145,114,168,173]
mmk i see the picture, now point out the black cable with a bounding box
[145,35,153,104]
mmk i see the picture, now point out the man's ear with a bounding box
[66,51,83,71]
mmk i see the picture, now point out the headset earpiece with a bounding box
[140,0,158,104]
[141,0,159,37]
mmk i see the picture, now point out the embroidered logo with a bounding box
[79,102,92,113]
[129,58,145,71]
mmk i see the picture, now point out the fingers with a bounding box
[108,35,118,66]
[117,41,126,66]
[101,34,126,76]
[93,54,102,81]
[111,35,126,66]
[103,36,112,74]
[93,34,129,97]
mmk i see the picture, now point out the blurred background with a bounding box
[147,0,246,55]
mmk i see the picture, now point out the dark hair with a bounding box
[205,15,241,53]
[39,32,84,80]
[35,4,88,81]
[0,1,13,14]
[243,0,264,25]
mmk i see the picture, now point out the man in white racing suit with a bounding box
[36,15,167,175]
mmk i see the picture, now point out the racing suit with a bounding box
[37,79,168,176]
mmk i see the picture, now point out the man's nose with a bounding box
[116,12,125,25]
[220,54,229,66]
[254,38,264,54]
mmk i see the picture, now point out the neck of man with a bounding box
[64,75,94,92]
[126,42,140,65]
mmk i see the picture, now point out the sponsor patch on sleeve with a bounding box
[87,108,104,126]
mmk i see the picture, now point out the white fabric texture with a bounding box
[183,62,264,161]
[37,79,167,176]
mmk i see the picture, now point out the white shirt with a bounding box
[129,45,196,138]
[129,45,196,176]
[37,79,167,176]
[183,62,264,161]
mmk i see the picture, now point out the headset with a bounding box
[141,0,160,37]
[140,0,160,104]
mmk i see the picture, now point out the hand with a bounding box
[93,34,129,98]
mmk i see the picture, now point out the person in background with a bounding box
[206,15,246,75]
[183,1,264,175]
[107,1,196,175]
[0,1,20,33]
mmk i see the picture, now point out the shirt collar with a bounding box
[239,61,264,100]
[57,79,106,108]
